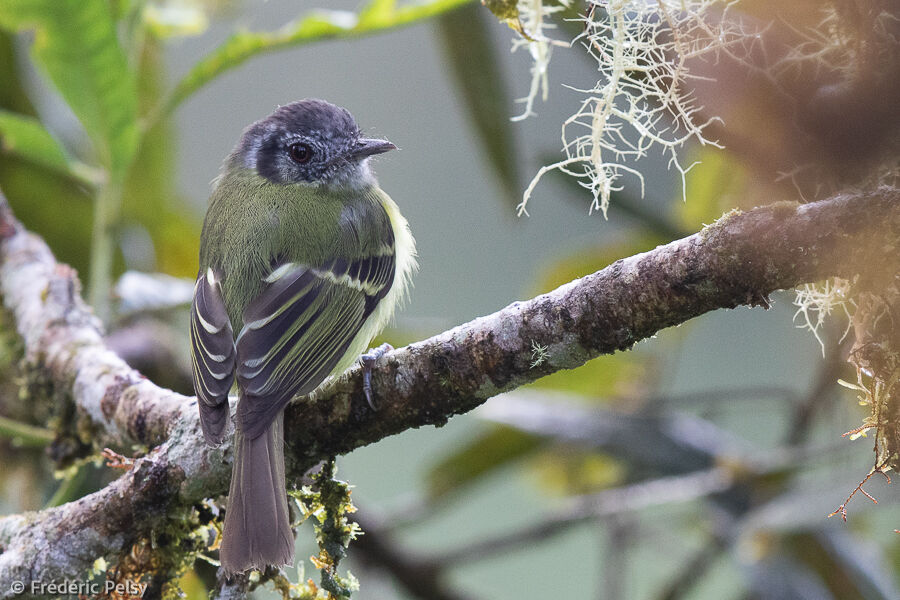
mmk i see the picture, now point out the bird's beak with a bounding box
[351,138,397,159]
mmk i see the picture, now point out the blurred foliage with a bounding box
[120,38,200,277]
[437,3,521,208]
[427,425,543,500]
[162,0,475,117]
[175,570,208,600]
[0,29,96,276]
[677,148,749,231]
[0,0,139,178]
[0,32,32,115]
[0,414,53,448]
[0,0,476,320]
[0,111,77,178]
[525,351,650,399]
[0,1,489,597]
[528,446,625,496]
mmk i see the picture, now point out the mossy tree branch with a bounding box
[0,187,897,594]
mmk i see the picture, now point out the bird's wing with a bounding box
[234,250,396,439]
[190,267,237,445]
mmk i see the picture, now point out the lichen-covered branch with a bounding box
[281,187,899,479]
[0,187,897,594]
[0,199,187,453]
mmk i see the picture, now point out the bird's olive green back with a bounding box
[199,167,393,329]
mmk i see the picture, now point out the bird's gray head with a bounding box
[231,99,395,189]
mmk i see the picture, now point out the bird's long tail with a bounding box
[220,409,294,574]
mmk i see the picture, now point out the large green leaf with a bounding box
[0,110,69,175]
[0,0,138,178]
[0,111,103,188]
[677,147,747,231]
[0,31,95,275]
[438,4,521,208]
[163,0,474,116]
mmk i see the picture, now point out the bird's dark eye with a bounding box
[288,143,312,164]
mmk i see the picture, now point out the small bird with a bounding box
[189,99,416,574]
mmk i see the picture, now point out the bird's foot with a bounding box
[360,343,393,411]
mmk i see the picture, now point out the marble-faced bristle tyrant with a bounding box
[190,99,417,574]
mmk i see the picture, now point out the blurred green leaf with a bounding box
[0,31,95,277]
[530,234,667,297]
[0,0,139,178]
[163,0,474,117]
[0,31,36,115]
[426,425,543,500]
[0,111,99,187]
[528,447,625,496]
[44,463,88,507]
[527,352,649,398]
[143,1,209,39]
[120,38,199,277]
[358,0,399,26]
[0,157,95,274]
[0,110,70,175]
[0,414,54,448]
[438,3,521,208]
[677,147,747,231]
[176,569,208,600]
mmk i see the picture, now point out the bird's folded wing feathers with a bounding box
[190,267,236,445]
[235,251,395,439]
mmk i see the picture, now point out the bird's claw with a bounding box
[361,343,393,411]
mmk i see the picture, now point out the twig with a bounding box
[427,443,836,568]
[600,515,631,600]
[101,447,135,470]
[828,461,892,521]
[0,414,54,447]
[430,468,734,566]
[44,463,88,509]
[352,510,476,600]
[476,390,745,473]
[786,332,847,445]
[88,179,123,324]
[654,532,730,600]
